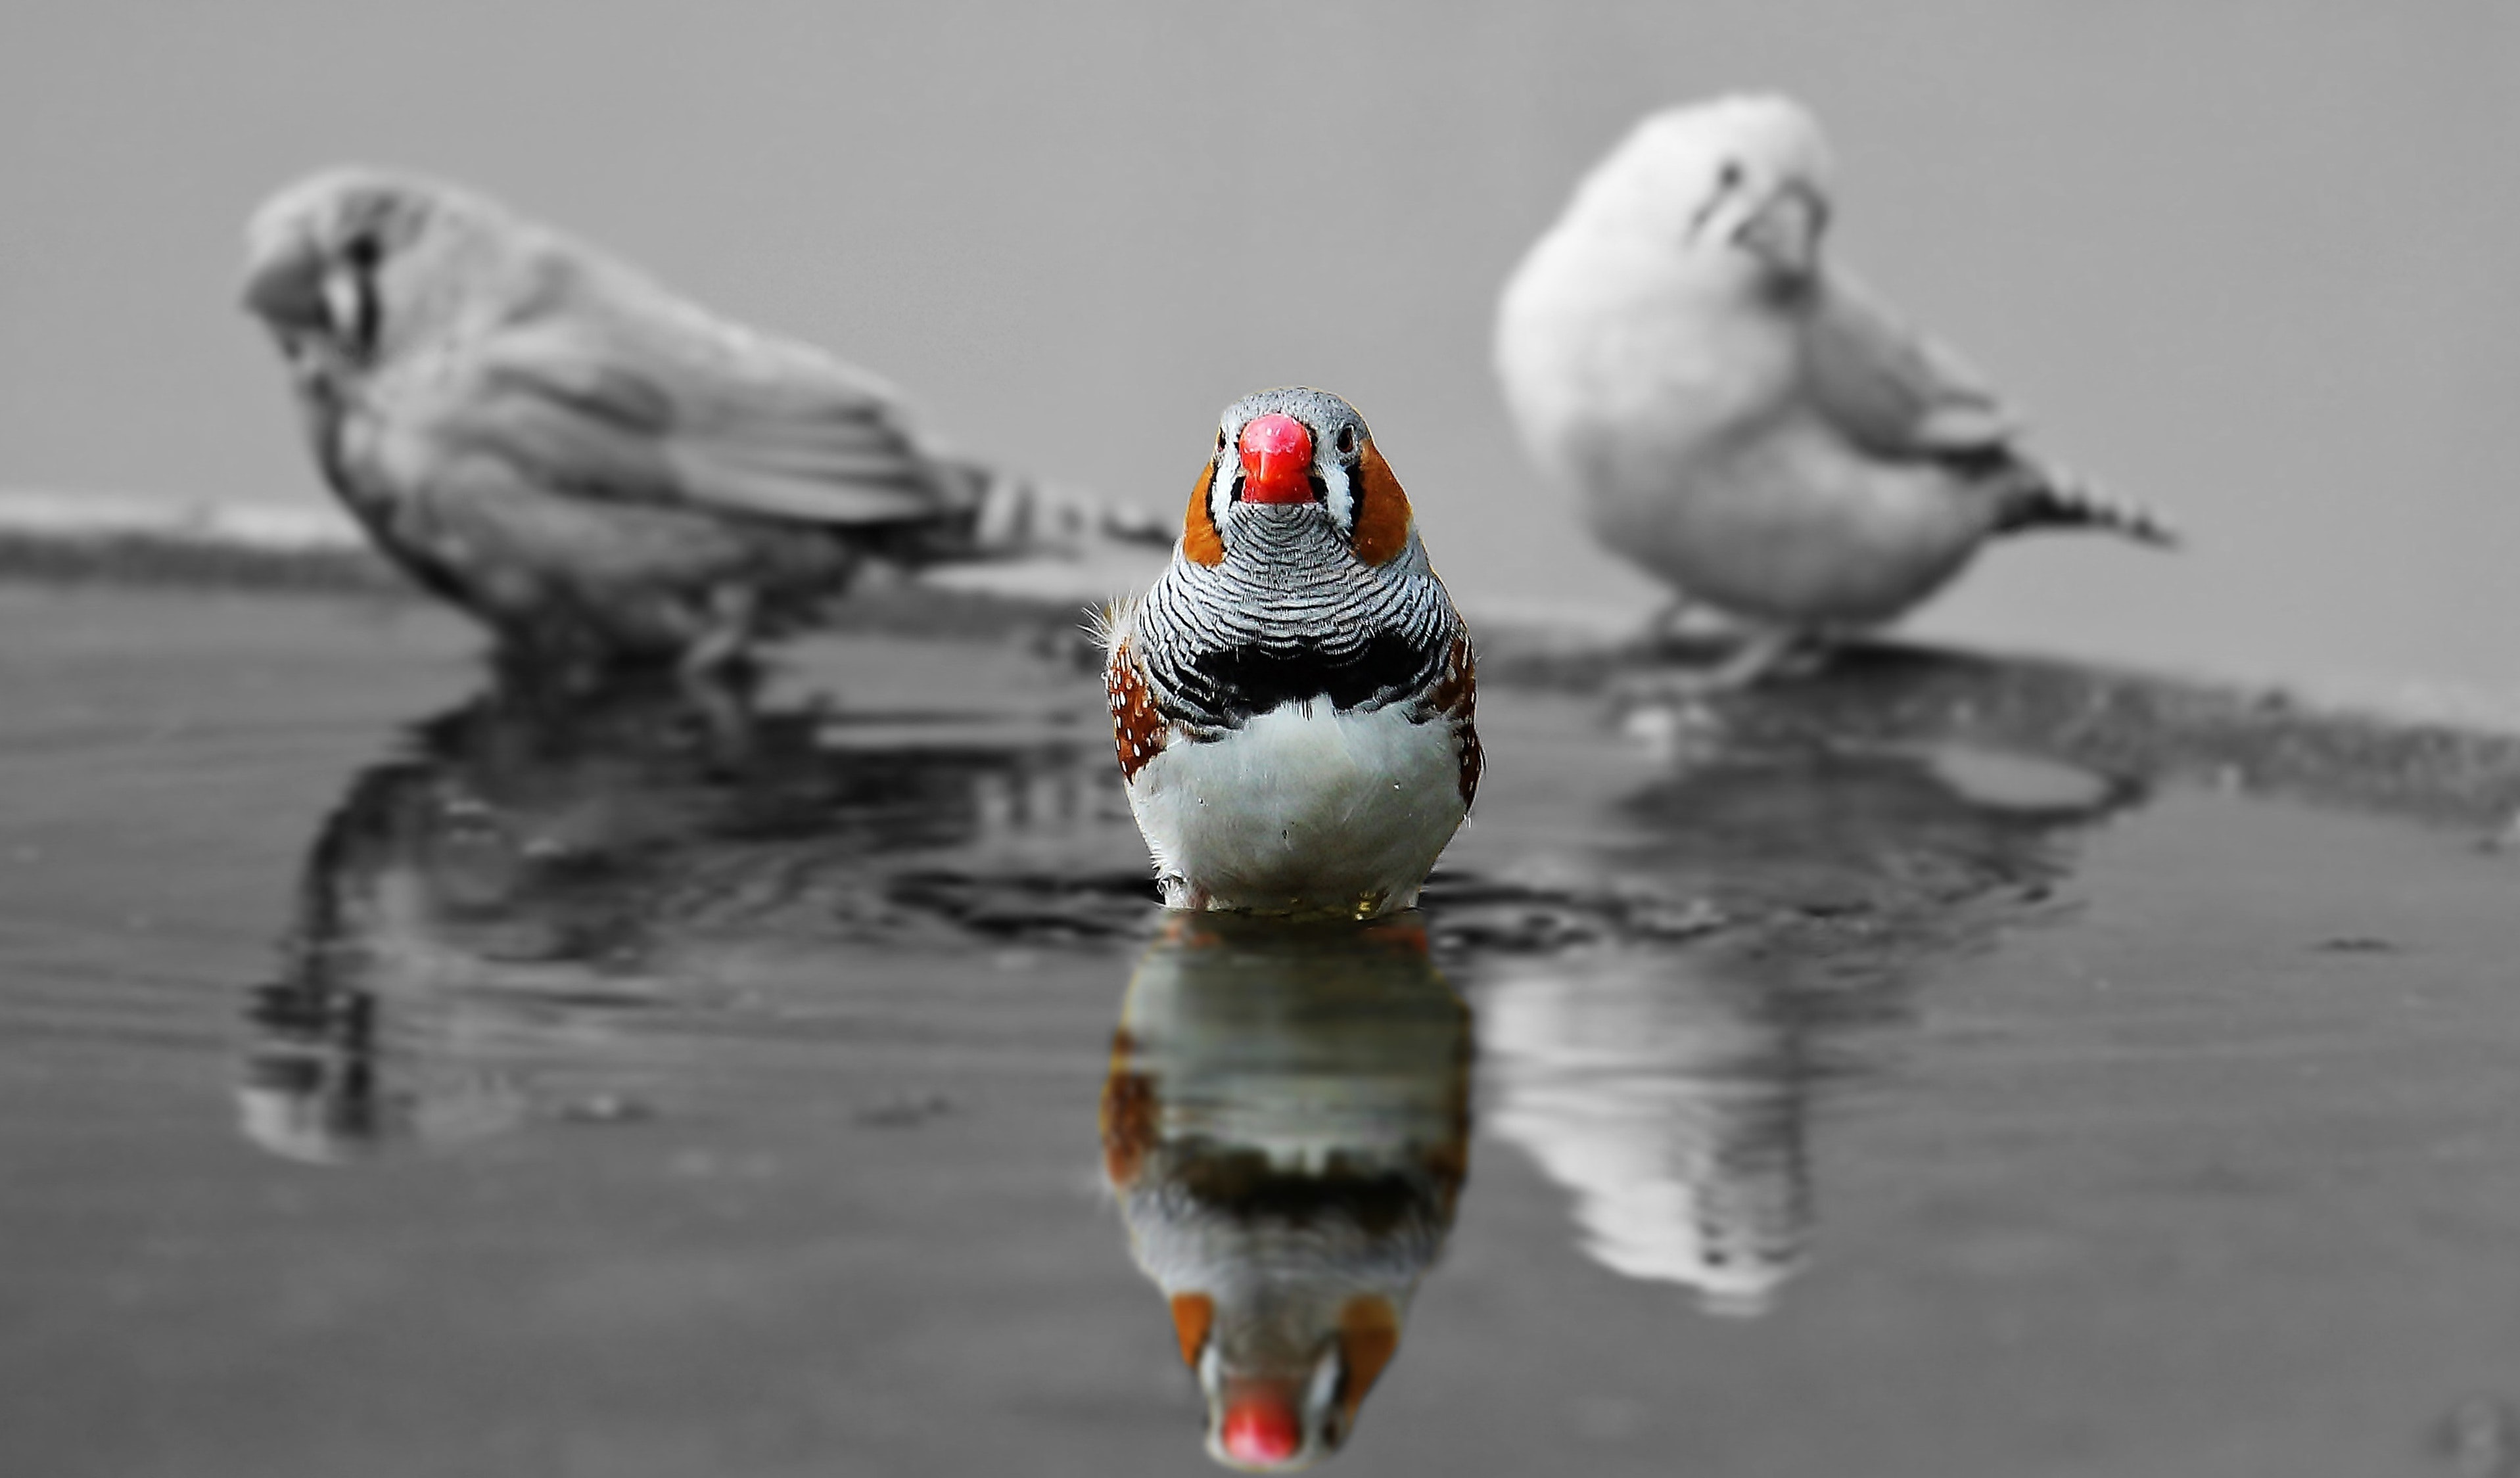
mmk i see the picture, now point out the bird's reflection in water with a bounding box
[241,666,1100,1163]
[1466,737,2136,1316]
[1482,957,1810,1318]
[1102,913,1470,1472]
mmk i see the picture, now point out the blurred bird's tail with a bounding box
[1999,464,2180,549]
[922,457,1177,564]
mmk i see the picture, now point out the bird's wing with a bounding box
[1802,272,2024,463]
[426,282,958,526]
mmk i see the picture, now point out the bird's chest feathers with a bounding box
[310,368,415,531]
[1508,238,1794,460]
[319,342,530,604]
[340,344,475,498]
[1178,630,1434,723]
[1136,540,1449,728]
[1125,699,1466,904]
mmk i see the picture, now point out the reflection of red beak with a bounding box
[1218,1377,1305,1467]
[1236,414,1315,504]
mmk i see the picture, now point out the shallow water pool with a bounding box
[2,584,2515,1477]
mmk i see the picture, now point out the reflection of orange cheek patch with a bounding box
[1170,1292,1216,1368]
[1182,462,1224,566]
[1350,443,1414,567]
[1336,1295,1402,1429]
[1361,918,1430,955]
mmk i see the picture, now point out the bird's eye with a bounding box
[1717,160,1744,191]
[1334,425,1357,458]
[1216,427,1229,453]
[343,232,383,269]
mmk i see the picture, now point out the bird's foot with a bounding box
[1605,628,1833,752]
[1616,595,1727,663]
[1753,631,1834,682]
[1611,627,1825,708]
[1648,594,1707,649]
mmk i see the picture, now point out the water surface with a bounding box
[2,585,2515,1477]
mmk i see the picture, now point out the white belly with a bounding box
[1500,236,1992,626]
[1496,233,1792,492]
[1589,418,1995,626]
[1127,700,1468,917]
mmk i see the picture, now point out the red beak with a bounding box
[1236,414,1315,504]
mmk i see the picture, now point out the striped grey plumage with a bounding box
[1131,508,1457,734]
[1121,1176,1454,1297]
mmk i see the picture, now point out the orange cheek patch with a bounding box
[1182,462,1225,567]
[1349,443,1415,567]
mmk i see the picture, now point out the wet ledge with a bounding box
[4,493,2517,835]
[1476,632,2520,837]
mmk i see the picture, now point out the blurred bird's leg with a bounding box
[1767,630,1836,680]
[1645,593,1703,653]
[1607,626,1823,713]
[1704,626,1827,688]
[674,651,762,774]
[656,584,766,771]
[679,584,758,680]
[490,634,609,712]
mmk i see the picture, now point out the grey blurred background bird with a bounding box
[239,168,1172,672]
[1496,94,2177,687]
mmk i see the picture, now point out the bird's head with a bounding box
[240,168,515,369]
[1575,93,1837,284]
[1169,1290,1403,1472]
[1179,387,1420,572]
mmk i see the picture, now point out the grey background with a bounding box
[4,1,2514,689]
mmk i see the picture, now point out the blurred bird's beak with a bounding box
[239,234,333,334]
[1733,179,1829,277]
[1211,1375,1309,1471]
[1194,1295,1401,1471]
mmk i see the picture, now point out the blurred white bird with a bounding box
[241,168,1171,672]
[1479,953,1807,1320]
[1495,94,2176,687]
